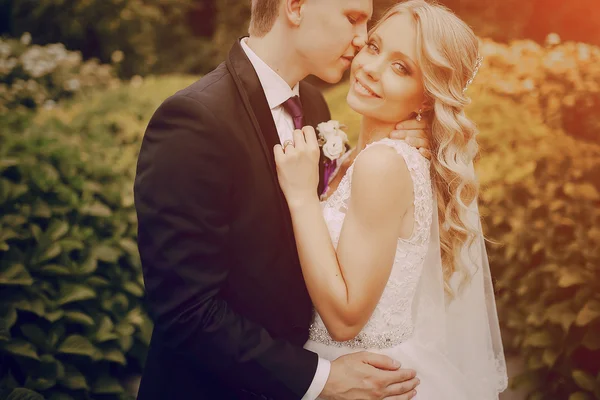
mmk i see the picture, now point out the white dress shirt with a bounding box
[241,38,331,400]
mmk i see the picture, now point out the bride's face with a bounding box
[347,12,426,123]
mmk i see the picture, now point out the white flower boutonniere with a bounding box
[316,120,349,161]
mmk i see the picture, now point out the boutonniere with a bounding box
[316,120,351,198]
[316,120,350,161]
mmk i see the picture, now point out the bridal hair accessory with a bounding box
[463,55,483,93]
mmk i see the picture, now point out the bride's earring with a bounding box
[416,109,423,122]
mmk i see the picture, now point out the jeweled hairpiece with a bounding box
[463,55,483,93]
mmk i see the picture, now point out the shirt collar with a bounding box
[241,38,300,110]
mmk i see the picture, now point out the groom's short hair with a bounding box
[249,0,281,37]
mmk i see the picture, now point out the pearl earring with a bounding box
[416,109,423,122]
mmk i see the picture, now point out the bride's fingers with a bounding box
[302,126,319,149]
[274,144,285,164]
[293,129,305,151]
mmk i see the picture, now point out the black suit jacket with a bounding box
[134,39,332,400]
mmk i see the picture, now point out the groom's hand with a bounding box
[320,352,419,400]
[389,119,431,160]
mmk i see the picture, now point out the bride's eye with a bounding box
[366,41,379,52]
[393,62,409,75]
[347,15,358,25]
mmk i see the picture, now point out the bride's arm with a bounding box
[276,135,413,341]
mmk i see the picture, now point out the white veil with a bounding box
[412,163,508,398]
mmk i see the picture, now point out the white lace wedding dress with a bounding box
[304,138,504,399]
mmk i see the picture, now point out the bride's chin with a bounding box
[346,92,367,114]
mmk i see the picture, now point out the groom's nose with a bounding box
[352,33,367,51]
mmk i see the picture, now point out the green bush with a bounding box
[472,91,600,399]
[477,37,600,143]
[3,0,195,78]
[0,34,119,113]
[0,77,195,398]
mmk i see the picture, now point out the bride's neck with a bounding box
[357,117,397,153]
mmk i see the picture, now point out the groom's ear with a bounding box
[282,0,307,27]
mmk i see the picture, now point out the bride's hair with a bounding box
[372,0,481,296]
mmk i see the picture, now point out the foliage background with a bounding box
[1,1,599,399]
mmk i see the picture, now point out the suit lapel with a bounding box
[226,39,299,252]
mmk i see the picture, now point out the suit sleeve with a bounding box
[134,94,318,399]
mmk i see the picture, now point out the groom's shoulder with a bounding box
[171,63,233,107]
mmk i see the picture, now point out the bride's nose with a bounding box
[362,57,384,82]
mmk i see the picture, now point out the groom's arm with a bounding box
[134,94,319,399]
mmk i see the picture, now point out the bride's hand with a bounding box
[274,126,321,209]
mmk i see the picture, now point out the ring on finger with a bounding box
[283,140,294,151]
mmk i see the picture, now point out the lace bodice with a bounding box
[308,138,434,349]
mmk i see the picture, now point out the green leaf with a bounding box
[31,242,62,265]
[6,388,45,400]
[115,321,134,337]
[58,364,89,390]
[576,301,600,327]
[95,315,119,342]
[95,244,121,262]
[77,254,98,275]
[123,281,144,297]
[92,375,124,394]
[56,283,96,306]
[86,276,109,287]
[577,183,600,201]
[56,335,97,359]
[24,375,56,391]
[523,331,553,348]
[542,347,560,367]
[58,238,84,252]
[46,220,69,241]
[39,264,71,276]
[0,263,33,286]
[39,354,62,380]
[103,348,126,365]
[582,328,600,350]
[48,324,65,349]
[545,301,577,332]
[20,324,48,351]
[118,334,133,352]
[30,225,42,243]
[63,311,95,327]
[0,306,17,341]
[31,199,52,218]
[14,297,45,317]
[572,370,596,391]
[558,269,587,288]
[43,310,64,323]
[80,202,112,217]
[1,339,40,360]
[119,238,139,257]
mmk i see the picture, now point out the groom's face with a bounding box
[294,0,372,83]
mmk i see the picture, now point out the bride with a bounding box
[273,1,508,398]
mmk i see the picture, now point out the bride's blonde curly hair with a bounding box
[372,0,482,296]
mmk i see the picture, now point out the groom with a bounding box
[134,0,429,399]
